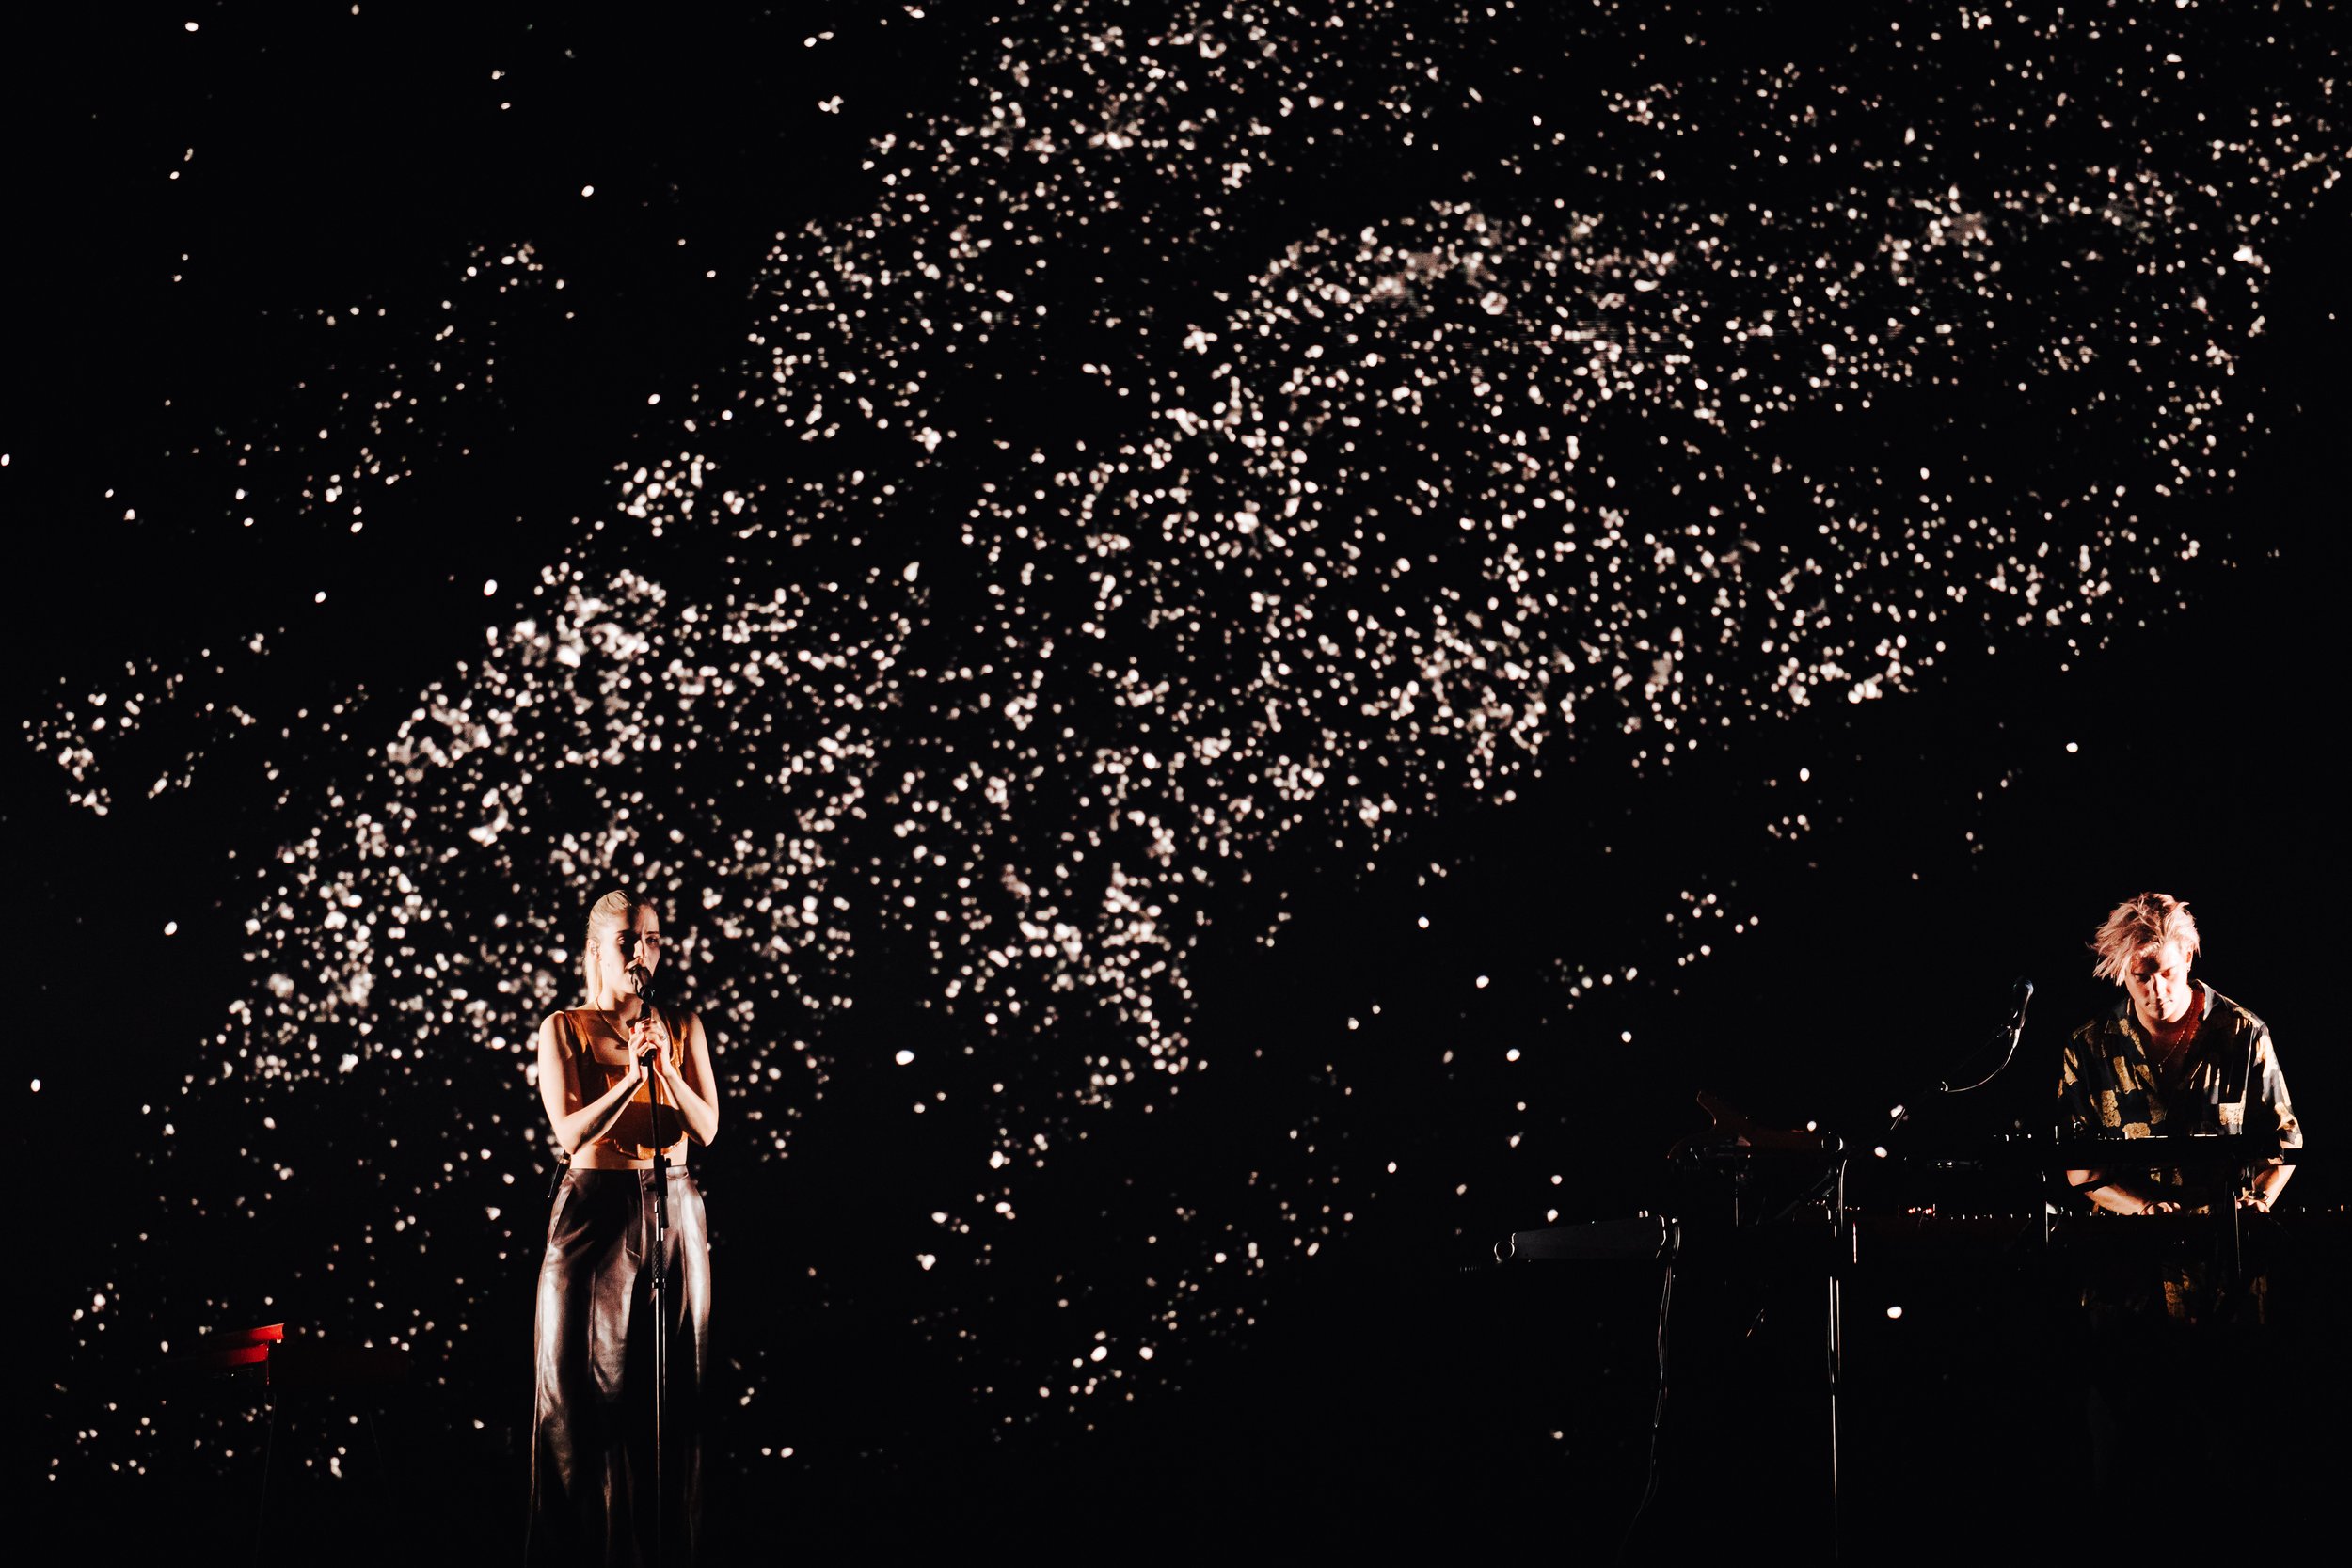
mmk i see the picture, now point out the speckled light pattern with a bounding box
[32,1,2338,1483]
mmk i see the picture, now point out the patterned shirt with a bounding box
[2058,983,2299,1176]
[2056,983,2299,1323]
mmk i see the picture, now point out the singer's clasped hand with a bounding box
[630,1012,679,1085]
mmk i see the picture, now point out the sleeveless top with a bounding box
[562,1005,688,1161]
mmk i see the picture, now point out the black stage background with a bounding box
[13,5,2345,1561]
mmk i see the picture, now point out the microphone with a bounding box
[627,961,670,1145]
[626,963,660,1051]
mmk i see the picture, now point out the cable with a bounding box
[1942,978,2034,1094]
[1616,1233,1678,1563]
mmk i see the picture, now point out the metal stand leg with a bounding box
[1828,1159,1847,1560]
[365,1408,399,1544]
[651,1164,670,1567]
[251,1395,277,1567]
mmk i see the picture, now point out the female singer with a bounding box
[528,890,721,1564]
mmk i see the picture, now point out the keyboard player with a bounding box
[2057,892,2300,1302]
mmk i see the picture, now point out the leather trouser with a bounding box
[527,1166,710,1566]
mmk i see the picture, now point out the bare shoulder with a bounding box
[538,1009,580,1043]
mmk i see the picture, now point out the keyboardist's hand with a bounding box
[2137,1196,2182,1215]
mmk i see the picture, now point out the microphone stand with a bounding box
[629,966,673,1567]
[1798,978,2027,1552]
[1930,979,2045,1244]
[1823,1148,1850,1560]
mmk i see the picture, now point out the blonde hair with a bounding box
[580,888,649,1004]
[2089,891,2201,983]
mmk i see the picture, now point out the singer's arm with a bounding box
[538,1014,645,1156]
[650,1009,722,1148]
